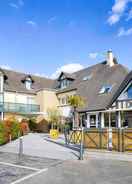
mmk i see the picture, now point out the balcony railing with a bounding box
[0,102,40,114]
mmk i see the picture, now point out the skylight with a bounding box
[99,85,112,94]
[83,74,92,81]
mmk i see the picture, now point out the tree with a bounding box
[47,108,61,129]
[68,95,85,128]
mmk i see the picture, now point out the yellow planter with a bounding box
[50,129,59,139]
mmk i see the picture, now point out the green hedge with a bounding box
[11,121,21,140]
[0,123,7,145]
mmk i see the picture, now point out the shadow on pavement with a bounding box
[44,138,80,154]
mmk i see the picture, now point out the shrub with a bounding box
[36,119,49,133]
[4,119,12,136]
[20,119,29,135]
[0,122,8,145]
[11,120,20,140]
[28,118,37,132]
[4,119,20,140]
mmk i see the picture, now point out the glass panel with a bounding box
[104,113,116,127]
[90,115,96,127]
[25,81,31,90]
[127,84,132,99]
[3,102,40,113]
[27,97,35,104]
[60,79,71,89]
[99,85,112,94]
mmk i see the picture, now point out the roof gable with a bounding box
[2,68,55,94]
[109,71,132,107]
[57,63,129,112]
[57,72,75,81]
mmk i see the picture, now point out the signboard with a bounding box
[50,129,59,139]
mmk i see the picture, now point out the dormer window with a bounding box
[25,78,32,90]
[99,85,112,94]
[60,79,70,89]
[58,72,75,89]
[22,75,34,90]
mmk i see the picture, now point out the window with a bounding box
[59,96,69,106]
[60,79,70,89]
[127,84,132,99]
[25,81,31,90]
[27,97,35,104]
[25,77,32,90]
[104,113,116,127]
[83,74,92,81]
[99,85,112,94]
[61,97,66,105]
[90,115,96,127]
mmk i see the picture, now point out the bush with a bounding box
[20,119,29,135]
[4,119,20,140]
[28,118,37,132]
[11,120,20,140]
[0,122,8,145]
[36,119,49,133]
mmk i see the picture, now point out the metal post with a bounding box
[80,127,84,160]
[108,112,111,128]
[108,112,112,151]
[18,137,23,162]
[108,128,112,151]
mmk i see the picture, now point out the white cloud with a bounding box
[117,27,132,36]
[9,3,19,9]
[0,65,12,70]
[48,16,57,24]
[9,0,24,9]
[88,52,98,59]
[26,20,37,27]
[108,0,132,25]
[51,63,84,79]
[34,73,49,78]
[108,14,121,25]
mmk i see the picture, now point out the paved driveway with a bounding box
[1,133,132,184]
[12,158,132,184]
[0,133,79,160]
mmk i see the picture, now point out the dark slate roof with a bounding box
[2,68,55,94]
[1,61,129,112]
[109,70,132,107]
[56,62,129,112]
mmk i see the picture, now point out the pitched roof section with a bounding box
[1,61,129,112]
[56,62,129,112]
[2,69,55,94]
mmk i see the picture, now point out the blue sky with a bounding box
[0,0,132,78]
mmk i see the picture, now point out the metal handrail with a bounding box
[0,102,40,113]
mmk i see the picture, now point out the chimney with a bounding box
[107,50,115,67]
